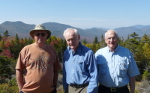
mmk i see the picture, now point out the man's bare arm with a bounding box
[16,69,24,91]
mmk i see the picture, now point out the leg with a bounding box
[69,86,87,93]
[98,85,111,93]
[51,88,57,93]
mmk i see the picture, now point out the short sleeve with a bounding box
[15,49,26,70]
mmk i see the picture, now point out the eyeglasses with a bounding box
[35,33,46,37]
[107,37,117,41]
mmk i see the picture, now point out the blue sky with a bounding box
[0,0,150,29]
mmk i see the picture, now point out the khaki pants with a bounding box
[68,85,87,93]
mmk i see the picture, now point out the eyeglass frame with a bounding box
[34,32,47,37]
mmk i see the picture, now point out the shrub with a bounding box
[0,83,18,93]
[143,70,150,80]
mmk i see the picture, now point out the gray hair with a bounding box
[63,28,78,37]
[104,30,118,39]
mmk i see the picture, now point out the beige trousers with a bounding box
[68,85,87,93]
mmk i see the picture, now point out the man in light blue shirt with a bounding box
[63,28,98,93]
[95,30,140,93]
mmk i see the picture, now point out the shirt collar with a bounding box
[106,45,120,53]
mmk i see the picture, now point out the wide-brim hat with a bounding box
[29,24,51,39]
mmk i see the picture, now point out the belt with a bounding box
[70,82,89,88]
[100,84,128,92]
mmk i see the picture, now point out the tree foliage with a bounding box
[0,56,12,83]
[3,30,9,37]
[0,30,150,83]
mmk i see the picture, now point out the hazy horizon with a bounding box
[0,0,150,29]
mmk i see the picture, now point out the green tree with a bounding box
[0,41,4,49]
[93,36,98,44]
[2,30,10,42]
[143,70,150,80]
[57,39,67,62]
[118,37,125,46]
[3,30,9,37]
[124,32,147,80]
[0,34,2,41]
[47,35,58,44]
[82,39,87,45]
[99,34,106,48]
[124,32,140,54]
[50,37,67,63]
[27,37,34,44]
[0,56,12,83]
[9,34,22,59]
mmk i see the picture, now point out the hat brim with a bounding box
[29,29,51,39]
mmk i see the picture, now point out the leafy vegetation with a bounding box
[0,30,150,93]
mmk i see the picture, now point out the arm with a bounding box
[53,55,61,87]
[16,69,24,92]
[87,52,98,93]
[129,76,135,93]
[63,61,68,93]
[53,70,59,87]
[128,51,140,93]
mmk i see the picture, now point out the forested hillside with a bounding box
[0,31,150,93]
[1,21,150,43]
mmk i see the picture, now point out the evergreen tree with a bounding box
[0,41,4,49]
[3,30,9,42]
[82,39,87,45]
[26,37,33,45]
[118,37,125,46]
[124,32,145,80]
[15,34,19,44]
[93,36,98,44]
[9,34,22,59]
[3,30,9,37]
[99,34,106,48]
[0,34,2,41]
[0,56,12,83]
[124,32,140,53]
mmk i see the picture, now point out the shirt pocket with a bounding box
[98,63,107,75]
[78,61,89,76]
[118,59,129,77]
[75,61,84,71]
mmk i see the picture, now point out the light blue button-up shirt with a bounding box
[95,45,140,87]
[63,42,98,93]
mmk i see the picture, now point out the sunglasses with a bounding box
[35,33,46,37]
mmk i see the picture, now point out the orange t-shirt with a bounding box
[16,44,61,93]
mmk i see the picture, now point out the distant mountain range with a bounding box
[0,21,150,43]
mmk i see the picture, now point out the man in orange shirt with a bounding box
[16,24,61,93]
